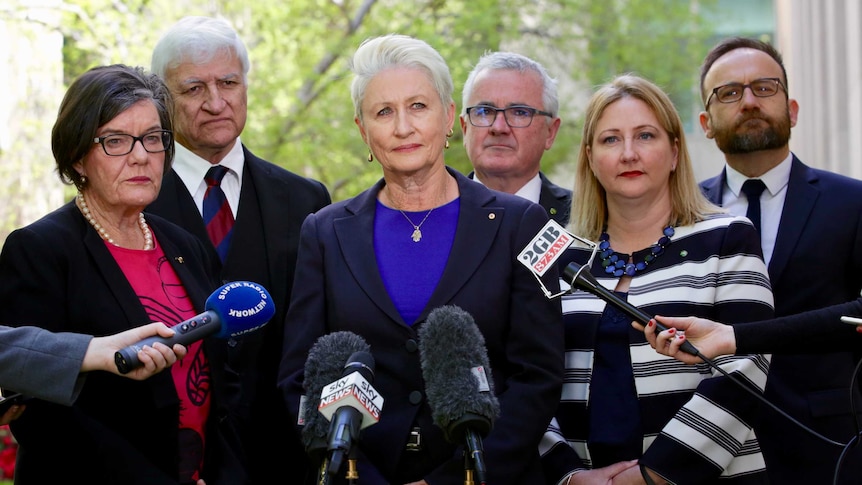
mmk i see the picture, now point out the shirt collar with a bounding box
[725,152,793,197]
[472,172,542,204]
[172,138,245,192]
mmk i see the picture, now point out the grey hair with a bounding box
[349,34,453,121]
[461,51,559,116]
[151,16,250,82]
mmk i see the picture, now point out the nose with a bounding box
[393,111,414,137]
[203,86,226,113]
[621,139,638,162]
[489,109,511,133]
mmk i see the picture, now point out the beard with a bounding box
[711,109,792,155]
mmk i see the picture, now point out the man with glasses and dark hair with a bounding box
[461,51,572,225]
[698,36,862,484]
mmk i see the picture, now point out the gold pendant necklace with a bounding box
[398,209,433,242]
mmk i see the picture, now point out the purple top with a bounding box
[374,197,459,325]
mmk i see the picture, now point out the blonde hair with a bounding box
[569,74,722,240]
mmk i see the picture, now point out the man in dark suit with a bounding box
[460,51,572,226]
[149,16,331,483]
[698,36,862,484]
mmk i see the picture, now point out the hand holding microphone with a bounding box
[419,305,500,485]
[114,281,274,374]
[563,262,702,357]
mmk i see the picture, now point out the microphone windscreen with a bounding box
[301,331,371,449]
[419,305,500,440]
[205,281,275,338]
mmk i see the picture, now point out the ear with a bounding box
[671,138,679,172]
[355,116,368,145]
[544,116,562,150]
[788,98,799,128]
[698,111,715,139]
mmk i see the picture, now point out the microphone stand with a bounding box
[463,450,475,485]
[464,429,487,485]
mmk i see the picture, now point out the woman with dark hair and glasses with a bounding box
[0,64,245,485]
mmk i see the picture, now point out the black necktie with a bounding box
[741,179,767,233]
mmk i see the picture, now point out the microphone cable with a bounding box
[562,261,862,484]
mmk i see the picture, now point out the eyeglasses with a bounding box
[93,130,173,156]
[465,105,553,128]
[706,78,785,107]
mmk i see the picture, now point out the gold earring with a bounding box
[447,128,454,138]
[445,140,450,149]
[367,150,374,163]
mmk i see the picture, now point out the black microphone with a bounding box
[300,332,375,484]
[563,262,700,356]
[320,351,380,478]
[419,305,500,485]
[114,281,274,373]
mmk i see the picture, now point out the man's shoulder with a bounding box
[791,157,862,191]
[242,147,329,192]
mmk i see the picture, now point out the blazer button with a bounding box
[408,390,423,405]
[405,339,418,353]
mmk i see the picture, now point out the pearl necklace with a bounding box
[75,193,153,250]
[599,225,674,277]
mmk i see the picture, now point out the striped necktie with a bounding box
[203,165,234,262]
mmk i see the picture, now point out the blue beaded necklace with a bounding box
[599,225,675,277]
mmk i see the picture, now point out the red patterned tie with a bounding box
[203,165,234,261]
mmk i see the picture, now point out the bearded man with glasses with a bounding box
[460,51,572,226]
[698,36,862,485]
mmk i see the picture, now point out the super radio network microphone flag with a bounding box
[114,281,274,374]
[419,305,500,485]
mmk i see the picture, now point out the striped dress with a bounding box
[541,214,774,484]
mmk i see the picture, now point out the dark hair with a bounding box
[699,37,788,104]
[51,64,174,190]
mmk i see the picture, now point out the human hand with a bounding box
[0,403,25,426]
[611,464,665,485]
[569,460,638,484]
[82,322,188,379]
[635,315,736,363]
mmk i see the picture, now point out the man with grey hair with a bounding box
[149,15,331,484]
[461,51,571,225]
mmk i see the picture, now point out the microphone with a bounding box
[114,281,274,374]
[563,262,700,356]
[419,305,500,485]
[300,331,371,458]
[319,351,382,478]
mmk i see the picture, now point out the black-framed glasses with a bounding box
[465,105,553,128]
[706,78,785,107]
[93,130,173,156]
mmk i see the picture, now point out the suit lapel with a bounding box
[768,157,819,283]
[700,170,726,205]
[335,181,404,324]
[421,172,501,318]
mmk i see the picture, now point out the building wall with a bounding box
[777,0,862,179]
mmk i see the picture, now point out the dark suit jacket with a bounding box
[468,171,572,226]
[279,167,564,485]
[0,202,244,484]
[538,172,573,226]
[148,145,331,483]
[701,155,862,484]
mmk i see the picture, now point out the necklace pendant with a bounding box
[411,227,422,242]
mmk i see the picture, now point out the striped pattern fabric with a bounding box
[541,214,774,485]
[203,165,234,262]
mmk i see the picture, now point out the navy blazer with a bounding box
[701,155,862,484]
[468,170,573,226]
[0,202,243,484]
[279,167,564,485]
[538,172,573,226]
[148,145,331,483]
